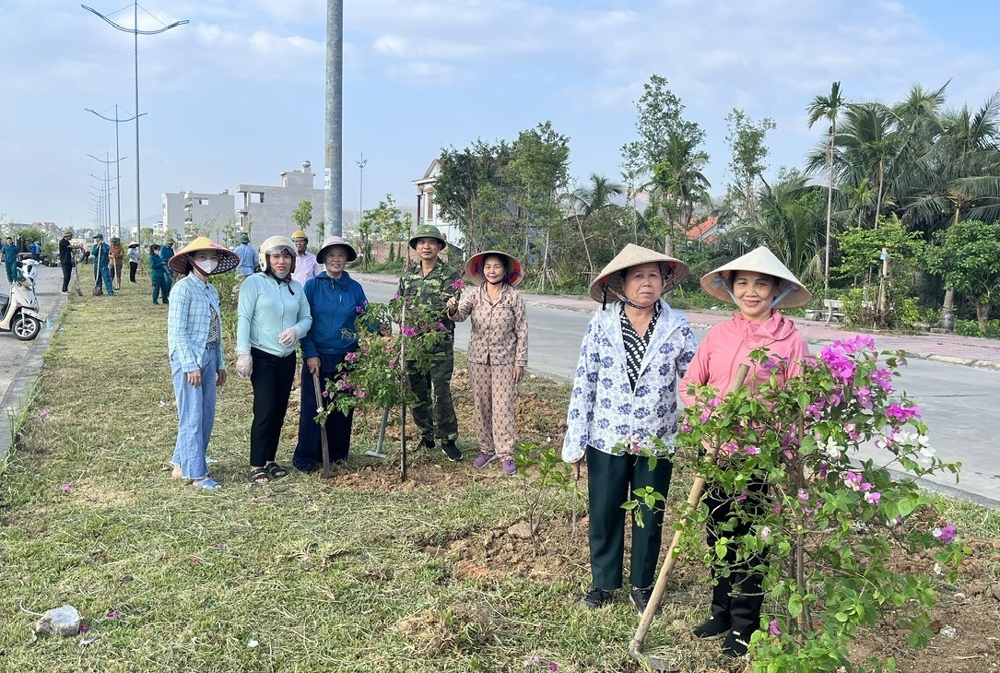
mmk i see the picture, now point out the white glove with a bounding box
[278,328,298,347]
[236,354,253,378]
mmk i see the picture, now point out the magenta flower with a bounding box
[773,505,782,515]
[106,610,119,619]
[321,390,329,398]
[451,278,465,289]
[548,664,559,672]
[61,484,72,493]
[797,488,810,501]
[745,445,760,455]
[760,526,771,541]
[864,491,881,505]
[40,409,51,419]
[401,326,417,337]
[80,625,89,633]
[355,305,364,314]
[769,619,781,636]
[932,524,955,544]
[886,403,920,422]
[344,352,359,362]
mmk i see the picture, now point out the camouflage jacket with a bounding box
[397,260,461,352]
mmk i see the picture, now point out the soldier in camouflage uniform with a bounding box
[397,224,464,461]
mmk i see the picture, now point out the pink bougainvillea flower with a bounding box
[548,664,559,672]
[864,491,881,505]
[321,390,329,398]
[797,488,810,501]
[886,403,920,422]
[355,305,364,314]
[760,526,771,541]
[401,326,417,337]
[769,619,781,636]
[932,524,955,543]
[61,484,72,493]
[106,610,118,619]
[745,445,760,455]
[773,505,782,515]
[40,409,51,419]
[451,278,465,289]
[80,625,89,633]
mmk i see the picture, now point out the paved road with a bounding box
[358,274,1000,508]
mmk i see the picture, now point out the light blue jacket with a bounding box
[167,274,224,373]
[561,299,697,463]
[236,273,312,357]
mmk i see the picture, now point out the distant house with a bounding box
[414,159,464,250]
[684,216,721,243]
[161,190,236,237]
[236,161,326,245]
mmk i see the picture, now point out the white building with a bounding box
[236,161,325,245]
[414,158,464,250]
[161,190,236,237]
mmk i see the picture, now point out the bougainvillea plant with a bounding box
[622,337,968,671]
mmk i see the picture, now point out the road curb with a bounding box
[0,294,68,461]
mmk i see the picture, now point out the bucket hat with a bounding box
[408,224,446,250]
[700,246,812,309]
[589,244,689,304]
[62,230,73,238]
[239,232,250,244]
[465,250,524,287]
[317,235,357,263]
[128,242,140,248]
[168,235,240,275]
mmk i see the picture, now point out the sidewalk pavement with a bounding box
[355,272,1000,371]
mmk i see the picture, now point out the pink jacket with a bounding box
[679,311,809,405]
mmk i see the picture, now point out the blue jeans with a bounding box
[170,346,219,480]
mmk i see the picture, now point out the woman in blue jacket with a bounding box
[149,243,170,305]
[292,236,368,472]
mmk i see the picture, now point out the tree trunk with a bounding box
[540,230,550,293]
[824,129,834,296]
[976,302,989,331]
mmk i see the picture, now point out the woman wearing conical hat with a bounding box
[679,246,810,658]
[446,250,528,476]
[562,244,698,616]
[166,236,241,490]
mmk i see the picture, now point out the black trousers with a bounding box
[61,263,73,292]
[293,354,355,468]
[704,481,768,635]
[587,445,673,590]
[249,348,297,466]
[129,261,138,283]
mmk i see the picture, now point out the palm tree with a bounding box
[649,130,711,255]
[571,174,624,217]
[807,81,845,295]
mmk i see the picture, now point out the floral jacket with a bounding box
[562,299,697,463]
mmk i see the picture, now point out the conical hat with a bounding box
[169,236,240,275]
[465,250,524,287]
[700,246,812,309]
[589,244,689,303]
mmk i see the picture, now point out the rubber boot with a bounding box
[722,572,765,657]
[692,572,732,640]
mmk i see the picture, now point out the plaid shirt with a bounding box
[167,274,225,373]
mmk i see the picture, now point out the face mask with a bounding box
[195,259,218,275]
[273,270,289,279]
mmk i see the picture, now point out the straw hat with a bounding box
[168,235,240,275]
[317,235,357,263]
[700,246,812,309]
[127,242,139,248]
[589,244,689,303]
[465,250,524,287]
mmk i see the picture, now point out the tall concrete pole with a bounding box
[324,0,344,237]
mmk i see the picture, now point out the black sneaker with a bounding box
[579,587,615,610]
[629,586,661,617]
[441,440,463,462]
[692,616,731,640]
[721,629,749,658]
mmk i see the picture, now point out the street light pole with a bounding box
[88,151,127,238]
[357,152,367,229]
[86,105,143,241]
[81,3,187,248]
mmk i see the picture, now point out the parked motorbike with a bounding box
[0,258,42,341]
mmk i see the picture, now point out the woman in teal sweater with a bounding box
[149,243,170,305]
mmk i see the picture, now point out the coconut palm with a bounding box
[648,129,711,255]
[807,81,845,295]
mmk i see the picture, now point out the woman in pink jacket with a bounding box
[679,246,810,658]
[447,251,528,475]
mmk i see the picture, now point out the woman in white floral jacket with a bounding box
[562,244,697,617]
[447,250,528,475]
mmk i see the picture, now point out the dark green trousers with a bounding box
[406,348,458,442]
[587,445,673,590]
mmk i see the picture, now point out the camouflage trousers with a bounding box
[406,349,458,442]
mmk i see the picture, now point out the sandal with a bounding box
[265,462,289,479]
[191,477,222,490]
[248,467,270,484]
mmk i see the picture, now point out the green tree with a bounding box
[807,81,846,295]
[362,195,410,265]
[291,200,313,236]
[724,108,777,226]
[433,140,512,253]
[925,219,1000,330]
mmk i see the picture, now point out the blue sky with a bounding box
[1,0,998,231]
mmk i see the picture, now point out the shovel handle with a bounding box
[312,372,332,479]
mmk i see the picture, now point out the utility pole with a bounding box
[324,0,344,237]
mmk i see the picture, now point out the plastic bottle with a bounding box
[45,316,52,330]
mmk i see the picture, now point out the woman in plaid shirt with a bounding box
[166,237,240,490]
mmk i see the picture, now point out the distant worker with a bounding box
[30,240,41,261]
[233,232,258,277]
[109,236,125,290]
[2,236,18,285]
[149,243,170,305]
[290,230,318,286]
[127,242,140,283]
[159,238,176,300]
[92,233,115,296]
[59,230,80,295]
